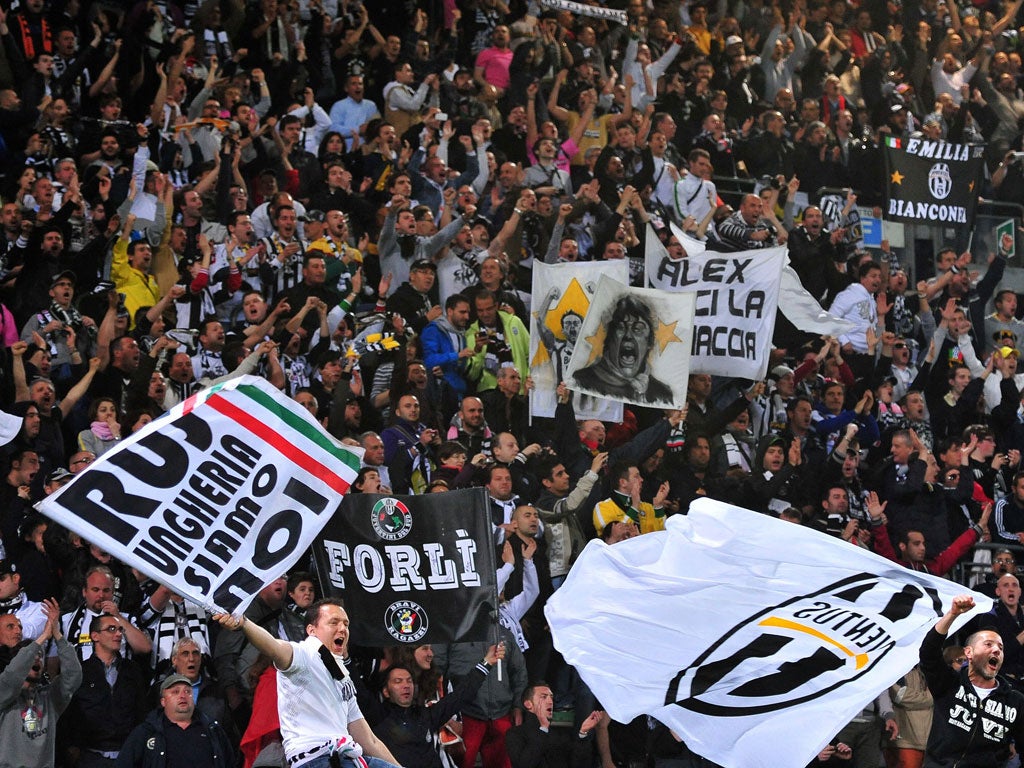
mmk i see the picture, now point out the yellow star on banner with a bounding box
[890,169,904,185]
[655,319,683,354]
[583,324,607,366]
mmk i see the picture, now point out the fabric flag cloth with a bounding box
[645,224,784,380]
[657,223,857,338]
[0,409,23,447]
[883,138,984,226]
[779,265,858,337]
[530,260,627,422]
[38,375,361,616]
[538,0,628,24]
[565,273,695,410]
[546,497,991,768]
[313,488,498,647]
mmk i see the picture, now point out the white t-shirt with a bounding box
[277,636,364,761]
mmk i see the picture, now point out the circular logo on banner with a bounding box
[385,600,429,643]
[928,163,952,200]
[371,498,412,541]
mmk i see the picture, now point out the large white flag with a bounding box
[530,261,627,422]
[546,498,990,768]
[38,376,362,616]
[646,225,784,380]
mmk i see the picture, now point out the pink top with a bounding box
[474,47,513,90]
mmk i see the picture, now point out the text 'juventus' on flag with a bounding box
[38,376,362,615]
[545,497,991,768]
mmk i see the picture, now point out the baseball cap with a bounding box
[725,35,743,47]
[160,673,193,692]
[0,560,14,577]
[49,270,76,289]
[999,346,1020,359]
[45,467,73,486]
[770,365,795,379]
[410,259,436,272]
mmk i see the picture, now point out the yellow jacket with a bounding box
[111,237,162,329]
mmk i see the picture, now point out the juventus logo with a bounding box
[664,573,942,716]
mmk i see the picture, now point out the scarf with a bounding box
[0,591,24,613]
[91,421,116,440]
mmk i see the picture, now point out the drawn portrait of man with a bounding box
[572,294,673,404]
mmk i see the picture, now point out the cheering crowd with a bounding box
[8,0,1024,765]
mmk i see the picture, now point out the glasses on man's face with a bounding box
[100,625,124,634]
[893,343,907,349]
[996,558,1017,565]
[71,456,93,466]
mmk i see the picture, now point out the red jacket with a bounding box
[870,523,979,576]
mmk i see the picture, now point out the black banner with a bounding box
[883,138,984,226]
[313,489,497,646]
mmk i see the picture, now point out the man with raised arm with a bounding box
[919,594,1024,766]
[215,599,403,768]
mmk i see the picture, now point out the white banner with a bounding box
[546,498,990,768]
[646,225,783,380]
[656,225,858,342]
[565,274,695,410]
[538,0,628,24]
[779,265,859,337]
[38,376,362,615]
[530,261,627,422]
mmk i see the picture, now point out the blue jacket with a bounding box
[422,320,469,394]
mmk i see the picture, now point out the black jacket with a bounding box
[367,662,490,768]
[505,711,592,768]
[115,707,234,768]
[67,654,149,751]
[920,626,1024,767]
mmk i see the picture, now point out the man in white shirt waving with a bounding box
[215,599,403,768]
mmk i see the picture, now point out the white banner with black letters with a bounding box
[546,497,989,768]
[646,225,783,380]
[38,376,362,615]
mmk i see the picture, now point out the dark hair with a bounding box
[438,440,468,462]
[445,293,469,311]
[287,571,315,594]
[521,680,551,706]
[382,664,417,689]
[608,295,655,349]
[857,260,881,279]
[306,598,345,626]
[608,459,637,487]
[89,612,118,635]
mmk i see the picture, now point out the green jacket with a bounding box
[465,311,530,393]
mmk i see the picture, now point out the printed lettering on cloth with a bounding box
[883,138,985,226]
[565,273,694,409]
[546,497,991,768]
[656,223,857,338]
[530,260,627,422]
[314,488,497,646]
[38,376,361,615]
[645,224,782,380]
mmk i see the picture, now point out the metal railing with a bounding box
[950,541,1024,588]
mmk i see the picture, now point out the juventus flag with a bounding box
[546,497,991,768]
[883,137,984,226]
